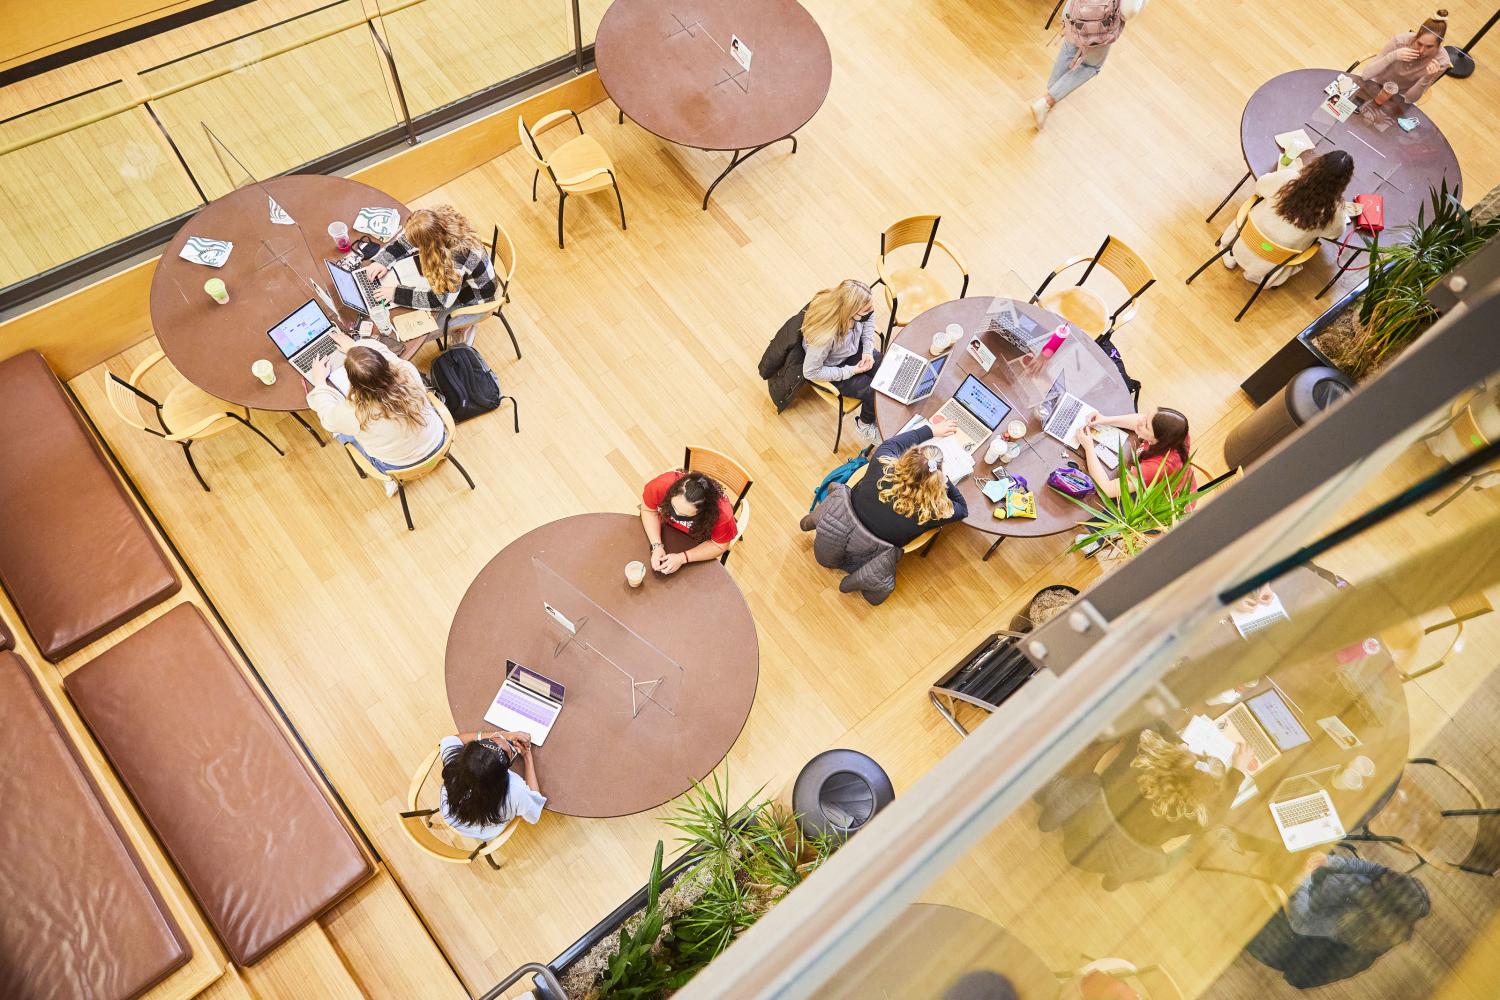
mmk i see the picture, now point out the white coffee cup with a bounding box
[1351,755,1376,777]
[1332,766,1365,791]
[625,560,646,588]
[251,359,276,385]
[984,437,1007,464]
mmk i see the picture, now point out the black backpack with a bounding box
[429,345,501,422]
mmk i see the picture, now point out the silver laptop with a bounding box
[934,374,1011,453]
[1269,772,1346,851]
[267,299,340,375]
[324,258,384,316]
[1214,687,1311,775]
[872,347,948,404]
[985,300,1051,359]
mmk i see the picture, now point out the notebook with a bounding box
[483,661,565,745]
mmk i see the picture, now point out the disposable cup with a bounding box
[625,560,646,588]
[204,278,229,304]
[251,359,276,385]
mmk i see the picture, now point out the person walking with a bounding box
[1032,0,1148,129]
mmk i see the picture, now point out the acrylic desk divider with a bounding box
[666,11,750,94]
[531,556,684,718]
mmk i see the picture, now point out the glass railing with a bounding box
[674,256,1500,998]
[0,0,588,307]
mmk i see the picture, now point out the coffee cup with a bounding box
[1351,755,1375,777]
[251,359,276,385]
[984,438,1007,464]
[1004,418,1027,442]
[625,560,647,588]
[1332,766,1365,791]
[204,278,229,304]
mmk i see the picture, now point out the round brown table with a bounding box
[594,0,832,209]
[1213,69,1461,285]
[150,175,412,420]
[444,513,760,818]
[1182,566,1409,883]
[824,904,1058,1000]
[873,297,1134,560]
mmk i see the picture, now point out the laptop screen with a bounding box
[267,300,333,359]
[324,260,367,313]
[955,375,1011,430]
[913,353,948,399]
[1248,689,1312,750]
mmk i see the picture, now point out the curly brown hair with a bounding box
[656,472,725,543]
[1274,151,1355,232]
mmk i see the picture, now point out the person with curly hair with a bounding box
[638,470,739,573]
[850,413,968,546]
[367,204,500,346]
[1220,150,1357,288]
[1363,9,1452,104]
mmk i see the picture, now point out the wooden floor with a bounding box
[56,0,1500,996]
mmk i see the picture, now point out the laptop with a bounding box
[483,661,566,746]
[985,300,1051,358]
[266,299,340,376]
[1269,772,1346,851]
[1230,591,1291,637]
[1038,372,1094,448]
[1214,687,1311,774]
[872,347,949,404]
[324,258,385,316]
[934,374,1011,453]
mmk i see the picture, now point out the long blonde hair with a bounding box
[877,443,953,524]
[344,346,431,432]
[1130,728,1226,826]
[402,205,482,297]
[801,280,873,348]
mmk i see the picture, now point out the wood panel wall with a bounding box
[0,70,606,379]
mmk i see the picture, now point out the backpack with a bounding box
[810,449,871,511]
[1063,0,1124,50]
[1101,338,1143,406]
[429,345,501,422]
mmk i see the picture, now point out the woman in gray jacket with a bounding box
[801,279,881,445]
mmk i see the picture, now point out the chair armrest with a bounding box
[531,109,583,136]
[127,350,170,385]
[931,239,969,276]
[1031,253,1095,300]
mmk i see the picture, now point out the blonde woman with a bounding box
[850,414,969,546]
[367,205,499,346]
[307,332,445,493]
[1101,723,1253,848]
[801,279,881,444]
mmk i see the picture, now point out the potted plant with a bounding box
[1318,181,1500,379]
[1062,450,1207,562]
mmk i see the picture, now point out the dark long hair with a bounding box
[441,738,511,827]
[1274,151,1355,232]
[1140,407,1190,467]
[657,471,724,542]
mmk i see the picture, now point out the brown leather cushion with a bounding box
[65,605,373,965]
[0,351,179,661]
[0,650,190,999]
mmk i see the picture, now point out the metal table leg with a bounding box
[291,410,326,447]
[701,134,798,210]
[982,536,1006,561]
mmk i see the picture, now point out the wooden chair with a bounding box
[398,743,516,869]
[517,109,626,249]
[1031,234,1154,344]
[683,446,753,565]
[808,379,866,453]
[440,223,523,359]
[1343,757,1500,877]
[343,397,480,531]
[873,215,970,349]
[1382,594,1494,682]
[1185,198,1323,322]
[104,350,283,492]
[846,463,941,556]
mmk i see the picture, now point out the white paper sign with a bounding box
[730,34,752,72]
[268,195,295,225]
[353,206,399,240]
[178,236,233,268]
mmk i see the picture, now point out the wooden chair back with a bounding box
[103,350,234,442]
[345,397,456,484]
[684,446,753,511]
[489,222,518,291]
[1094,235,1157,293]
[516,114,549,170]
[400,744,515,865]
[1233,200,1320,267]
[104,368,162,436]
[880,215,941,264]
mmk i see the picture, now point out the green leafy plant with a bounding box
[1064,447,1207,559]
[1351,181,1500,378]
[597,841,679,999]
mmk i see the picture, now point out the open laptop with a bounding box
[1039,373,1095,448]
[985,300,1051,359]
[266,298,340,376]
[1230,590,1291,637]
[324,258,385,316]
[483,661,565,746]
[1269,772,1346,851]
[872,347,949,404]
[1214,687,1311,774]
[934,374,1011,453]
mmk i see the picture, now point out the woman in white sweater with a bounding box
[1220,150,1356,288]
[306,334,446,490]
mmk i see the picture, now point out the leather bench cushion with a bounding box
[0,651,190,1000]
[65,605,373,966]
[0,351,179,661]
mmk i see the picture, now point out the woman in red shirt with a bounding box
[638,471,738,573]
[1078,406,1193,500]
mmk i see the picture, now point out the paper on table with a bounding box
[353,206,400,240]
[179,236,233,267]
[899,415,976,482]
[392,310,438,342]
[1182,714,1238,766]
[268,195,295,225]
[1275,128,1314,156]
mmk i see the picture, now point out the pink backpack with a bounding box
[1063,0,1125,50]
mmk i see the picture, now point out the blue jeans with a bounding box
[336,434,443,474]
[1047,39,1111,103]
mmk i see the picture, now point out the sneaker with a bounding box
[1030,98,1049,130]
[1222,252,1237,270]
[383,479,399,497]
[854,419,882,446]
